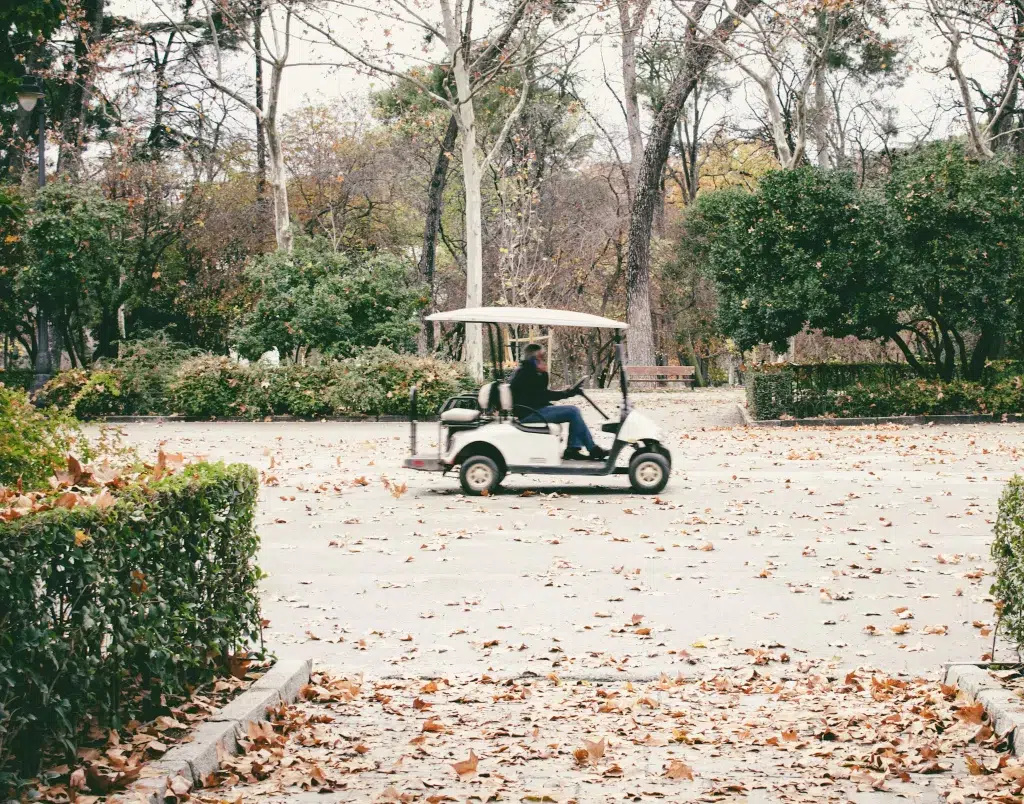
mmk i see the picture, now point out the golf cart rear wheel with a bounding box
[629,452,669,494]
[459,455,501,496]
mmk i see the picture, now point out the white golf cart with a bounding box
[403,306,671,495]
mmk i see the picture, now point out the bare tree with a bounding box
[924,0,1023,159]
[298,0,580,379]
[625,0,763,365]
[618,0,654,195]
[157,0,300,252]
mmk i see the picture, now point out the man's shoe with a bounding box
[588,445,608,461]
[563,448,587,461]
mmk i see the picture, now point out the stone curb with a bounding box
[741,410,1024,428]
[736,403,754,426]
[115,659,312,803]
[943,663,1024,755]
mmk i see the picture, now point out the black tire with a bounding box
[459,455,502,496]
[628,452,670,494]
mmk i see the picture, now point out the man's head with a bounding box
[523,343,546,364]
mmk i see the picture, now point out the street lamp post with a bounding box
[17,75,52,392]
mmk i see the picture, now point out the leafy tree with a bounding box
[698,143,1024,379]
[18,182,131,366]
[885,142,1024,378]
[0,188,32,360]
[231,239,425,361]
[698,167,894,353]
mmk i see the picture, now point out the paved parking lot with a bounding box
[105,389,1022,679]
[101,389,1024,801]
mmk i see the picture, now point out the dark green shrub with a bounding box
[0,462,261,775]
[326,347,473,416]
[107,336,199,413]
[982,360,1024,385]
[0,369,32,391]
[745,362,1024,419]
[0,387,86,489]
[168,356,258,419]
[984,376,1024,414]
[34,369,91,410]
[745,369,793,419]
[264,364,335,418]
[992,476,1024,655]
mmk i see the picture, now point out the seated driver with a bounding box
[509,343,606,461]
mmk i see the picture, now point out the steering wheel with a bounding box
[570,375,589,393]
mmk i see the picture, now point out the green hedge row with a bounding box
[0,462,261,776]
[35,346,472,419]
[992,476,1024,655]
[746,363,1024,420]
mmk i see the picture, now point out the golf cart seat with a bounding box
[440,408,482,424]
[439,382,513,425]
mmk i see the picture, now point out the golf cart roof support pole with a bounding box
[615,335,629,416]
[409,385,418,456]
[487,323,501,382]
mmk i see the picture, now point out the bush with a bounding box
[745,363,1024,419]
[992,476,1024,655]
[231,240,425,361]
[168,356,255,419]
[36,369,125,417]
[0,369,33,391]
[109,336,200,413]
[168,348,472,419]
[745,369,793,420]
[0,387,86,489]
[0,462,261,776]
[36,337,200,417]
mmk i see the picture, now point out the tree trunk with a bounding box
[254,0,268,197]
[618,0,646,195]
[263,61,292,253]
[624,0,761,365]
[117,268,126,356]
[30,310,52,392]
[58,0,105,177]
[813,11,830,168]
[417,115,459,354]
[451,51,484,381]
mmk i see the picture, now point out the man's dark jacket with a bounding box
[509,358,569,417]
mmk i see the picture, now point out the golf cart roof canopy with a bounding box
[426,306,628,330]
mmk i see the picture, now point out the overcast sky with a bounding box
[115,0,990,160]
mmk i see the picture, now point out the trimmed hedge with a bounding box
[992,476,1024,654]
[746,363,1024,420]
[37,347,472,419]
[0,462,261,776]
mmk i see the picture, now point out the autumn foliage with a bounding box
[0,457,262,777]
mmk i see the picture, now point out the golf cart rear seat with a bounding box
[439,382,512,425]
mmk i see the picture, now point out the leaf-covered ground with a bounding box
[190,663,1022,803]
[101,389,1024,801]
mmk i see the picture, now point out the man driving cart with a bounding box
[510,343,607,462]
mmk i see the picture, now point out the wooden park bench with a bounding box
[626,365,696,389]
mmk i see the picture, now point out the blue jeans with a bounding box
[523,405,595,450]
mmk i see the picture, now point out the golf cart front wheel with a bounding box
[459,455,502,496]
[629,452,670,494]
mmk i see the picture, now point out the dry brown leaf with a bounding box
[450,749,479,777]
[665,759,695,780]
